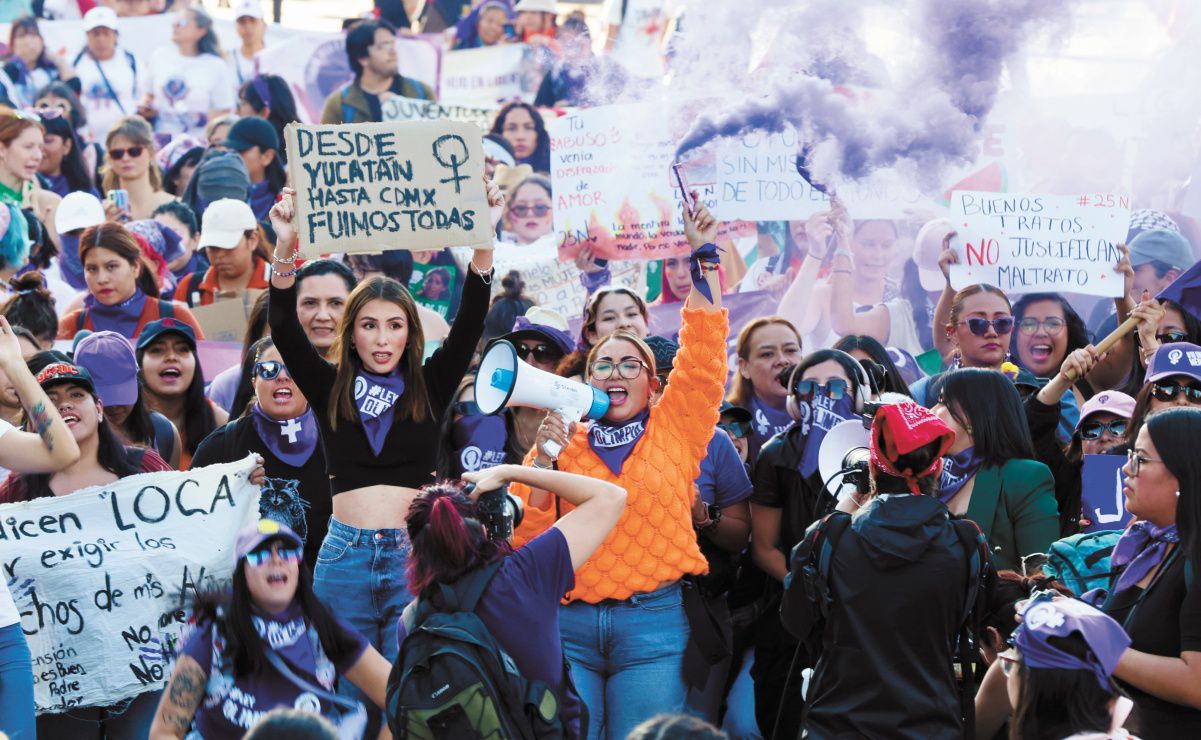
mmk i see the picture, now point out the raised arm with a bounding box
[682,195,722,313]
[777,211,834,337]
[0,316,79,473]
[931,232,960,359]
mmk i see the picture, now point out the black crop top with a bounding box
[268,267,489,494]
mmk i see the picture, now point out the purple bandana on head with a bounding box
[1110,521,1180,597]
[588,410,649,476]
[249,404,319,468]
[1013,596,1131,690]
[83,287,147,337]
[939,447,985,503]
[354,370,405,456]
[749,395,793,449]
[512,316,574,356]
[798,394,857,477]
[452,414,508,475]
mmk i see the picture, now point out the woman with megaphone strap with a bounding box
[265,181,505,737]
[506,196,728,740]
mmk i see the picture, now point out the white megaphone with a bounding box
[818,419,872,501]
[475,340,610,459]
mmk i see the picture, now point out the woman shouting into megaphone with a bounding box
[265,179,505,736]
[507,196,729,739]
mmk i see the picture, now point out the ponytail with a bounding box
[405,484,509,599]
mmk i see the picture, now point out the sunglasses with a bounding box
[1156,331,1187,345]
[793,378,849,401]
[1150,381,1201,404]
[589,359,648,381]
[452,400,482,416]
[1017,317,1065,336]
[253,360,290,381]
[960,316,1015,336]
[23,106,63,121]
[109,146,145,160]
[516,343,562,364]
[244,545,302,567]
[510,204,550,218]
[718,421,750,439]
[1078,419,1127,440]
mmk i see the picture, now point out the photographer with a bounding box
[781,400,994,739]
[391,465,627,738]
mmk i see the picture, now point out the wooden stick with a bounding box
[1095,316,1140,355]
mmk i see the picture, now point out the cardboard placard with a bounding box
[188,289,262,345]
[284,121,491,257]
[381,96,496,130]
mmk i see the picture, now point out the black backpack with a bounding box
[386,562,569,739]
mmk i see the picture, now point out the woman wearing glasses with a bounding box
[501,174,553,245]
[747,347,867,735]
[150,520,391,739]
[193,338,332,569]
[100,116,175,221]
[910,283,1018,406]
[506,200,726,738]
[1102,407,1201,736]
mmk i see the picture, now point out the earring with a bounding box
[1177,491,1182,498]
[966,425,974,435]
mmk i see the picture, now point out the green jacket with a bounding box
[320,75,436,125]
[964,459,1060,572]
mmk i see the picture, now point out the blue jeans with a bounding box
[722,649,762,740]
[35,689,161,739]
[560,582,690,740]
[313,518,413,739]
[0,622,33,740]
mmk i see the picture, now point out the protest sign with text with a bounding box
[948,191,1130,298]
[285,121,491,257]
[439,44,537,107]
[0,457,261,713]
[381,96,496,130]
[492,238,645,318]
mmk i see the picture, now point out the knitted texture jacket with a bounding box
[509,306,729,603]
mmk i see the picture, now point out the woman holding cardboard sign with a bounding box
[267,179,504,735]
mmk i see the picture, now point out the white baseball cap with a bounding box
[83,6,119,32]
[514,0,557,12]
[199,199,258,249]
[234,0,265,19]
[56,192,105,234]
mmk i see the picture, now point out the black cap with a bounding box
[644,335,679,376]
[719,400,752,424]
[137,318,197,352]
[36,362,96,395]
[224,116,280,153]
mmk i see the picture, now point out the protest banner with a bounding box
[0,457,261,713]
[492,238,645,318]
[439,44,538,107]
[382,96,497,131]
[284,120,491,256]
[1081,454,1132,533]
[947,191,1130,298]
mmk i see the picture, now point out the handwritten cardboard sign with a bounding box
[948,191,1130,297]
[0,457,261,713]
[1081,454,1132,533]
[439,44,535,107]
[381,96,496,130]
[284,121,491,257]
[492,238,645,318]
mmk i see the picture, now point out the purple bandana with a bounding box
[798,394,857,477]
[939,447,985,503]
[1110,520,1180,598]
[249,403,319,468]
[250,181,276,221]
[59,233,86,291]
[588,410,649,476]
[749,395,793,450]
[84,287,147,338]
[354,370,405,456]
[1014,596,1131,690]
[452,414,508,475]
[689,242,723,303]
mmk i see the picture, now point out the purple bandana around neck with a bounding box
[83,287,147,337]
[749,394,793,449]
[587,409,649,476]
[250,181,276,221]
[354,369,405,456]
[1110,520,1180,597]
[798,393,857,478]
[249,403,319,468]
[59,233,86,291]
[452,413,508,475]
[939,446,986,503]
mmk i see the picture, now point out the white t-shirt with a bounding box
[75,47,148,143]
[604,0,675,77]
[0,418,18,629]
[229,48,259,91]
[149,47,235,137]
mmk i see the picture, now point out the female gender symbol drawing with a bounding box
[433,134,470,193]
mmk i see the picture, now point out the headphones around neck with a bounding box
[783,349,872,421]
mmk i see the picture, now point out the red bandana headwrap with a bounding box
[869,401,956,495]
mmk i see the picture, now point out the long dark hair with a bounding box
[113,385,159,450]
[1010,293,1090,376]
[406,483,510,599]
[1119,299,1201,397]
[238,75,299,159]
[192,551,352,676]
[935,368,1035,468]
[229,293,272,417]
[1009,632,1119,740]
[489,101,550,172]
[41,114,94,195]
[833,334,910,396]
[137,336,217,457]
[35,82,87,131]
[6,16,51,71]
[1146,407,1201,571]
[188,8,224,58]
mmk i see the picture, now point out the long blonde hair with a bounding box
[328,276,430,428]
[101,116,163,194]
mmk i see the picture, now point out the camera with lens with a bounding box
[466,483,526,542]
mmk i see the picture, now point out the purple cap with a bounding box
[1012,596,1130,689]
[1077,390,1136,427]
[73,331,139,407]
[1145,342,1201,385]
[235,519,303,562]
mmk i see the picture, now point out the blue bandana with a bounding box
[749,395,793,450]
[58,233,87,291]
[798,394,857,477]
[354,369,405,456]
[587,409,649,476]
[939,446,985,503]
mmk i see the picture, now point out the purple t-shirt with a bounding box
[182,602,369,739]
[397,528,581,735]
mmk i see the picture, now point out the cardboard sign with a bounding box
[381,96,496,130]
[0,457,261,713]
[284,121,491,257]
[492,238,645,319]
[189,290,262,345]
[948,191,1130,297]
[1081,454,1132,533]
[439,44,536,107]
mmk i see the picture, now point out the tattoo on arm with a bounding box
[160,659,207,733]
[30,401,53,453]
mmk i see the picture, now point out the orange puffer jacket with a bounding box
[509,306,729,603]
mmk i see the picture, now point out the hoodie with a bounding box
[792,494,974,740]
